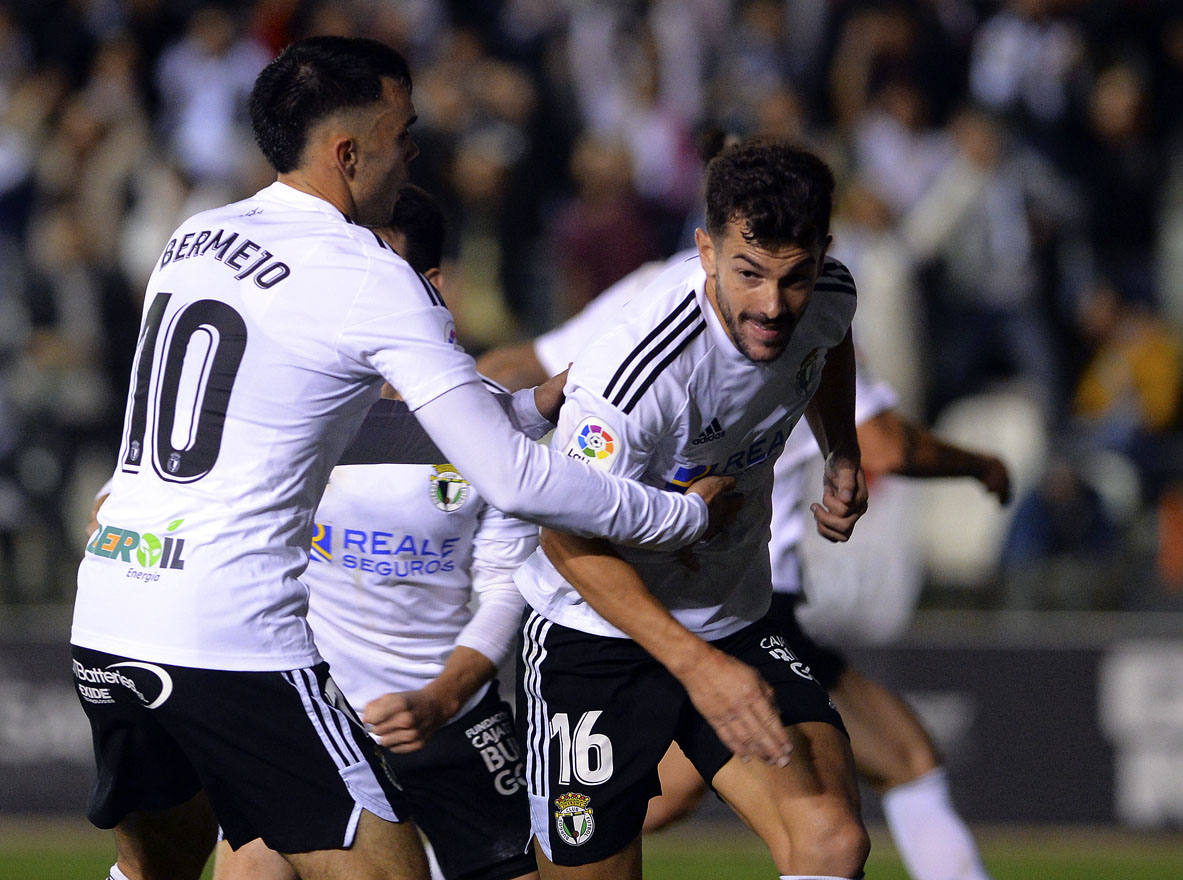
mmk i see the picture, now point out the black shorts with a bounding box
[388,684,535,880]
[767,592,849,691]
[517,610,845,866]
[71,645,408,854]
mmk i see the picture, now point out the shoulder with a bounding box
[818,256,856,296]
[575,263,708,414]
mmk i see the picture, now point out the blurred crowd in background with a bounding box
[0,0,1181,615]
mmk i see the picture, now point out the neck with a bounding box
[276,170,357,221]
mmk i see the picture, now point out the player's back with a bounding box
[74,182,471,672]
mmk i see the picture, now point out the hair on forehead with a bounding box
[705,140,834,251]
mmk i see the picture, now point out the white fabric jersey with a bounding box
[72,182,706,671]
[533,256,676,375]
[305,399,536,721]
[769,364,897,596]
[515,253,857,640]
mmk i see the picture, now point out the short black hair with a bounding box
[388,184,445,275]
[249,36,412,173]
[705,140,834,251]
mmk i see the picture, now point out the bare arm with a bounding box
[364,646,495,753]
[539,521,791,768]
[857,409,1012,503]
[475,342,550,392]
[802,330,868,542]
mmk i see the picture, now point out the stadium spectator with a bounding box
[153,5,268,187]
[900,104,1075,420]
[549,133,661,322]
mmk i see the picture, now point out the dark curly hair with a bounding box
[704,140,834,251]
[249,36,412,173]
[388,184,445,275]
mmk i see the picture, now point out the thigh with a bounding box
[518,611,681,868]
[75,646,411,855]
[675,615,846,784]
[114,790,219,880]
[766,593,848,691]
[283,808,429,880]
[73,645,206,828]
[212,837,296,880]
[390,686,536,880]
[829,666,940,790]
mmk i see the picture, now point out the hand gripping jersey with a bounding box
[515,252,857,640]
[305,397,536,719]
[72,183,705,671]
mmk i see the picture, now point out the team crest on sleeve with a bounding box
[429,464,470,512]
[796,347,824,393]
[565,418,618,469]
[554,791,595,846]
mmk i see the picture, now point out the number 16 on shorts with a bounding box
[550,710,613,786]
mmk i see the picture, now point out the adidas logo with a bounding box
[691,418,726,445]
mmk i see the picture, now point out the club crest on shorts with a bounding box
[796,347,824,393]
[429,464,470,512]
[554,791,595,846]
[565,417,618,469]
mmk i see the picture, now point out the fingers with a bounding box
[362,693,408,727]
[812,467,868,542]
[810,502,861,543]
[689,655,791,766]
[685,474,737,504]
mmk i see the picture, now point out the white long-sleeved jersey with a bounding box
[305,398,535,720]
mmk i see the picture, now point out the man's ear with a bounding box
[695,227,715,277]
[334,136,358,179]
[423,267,442,287]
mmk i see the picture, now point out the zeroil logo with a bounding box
[86,518,188,573]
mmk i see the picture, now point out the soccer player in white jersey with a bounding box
[70,37,734,880]
[480,259,1011,880]
[511,140,870,879]
[640,366,1009,880]
[211,184,540,880]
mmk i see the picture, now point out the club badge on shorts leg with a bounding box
[554,791,595,846]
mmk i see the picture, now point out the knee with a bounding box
[642,783,706,832]
[781,802,869,878]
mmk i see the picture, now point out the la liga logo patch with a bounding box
[565,418,618,469]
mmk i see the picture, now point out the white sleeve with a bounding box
[533,256,678,375]
[456,507,537,666]
[505,386,555,441]
[412,380,707,549]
